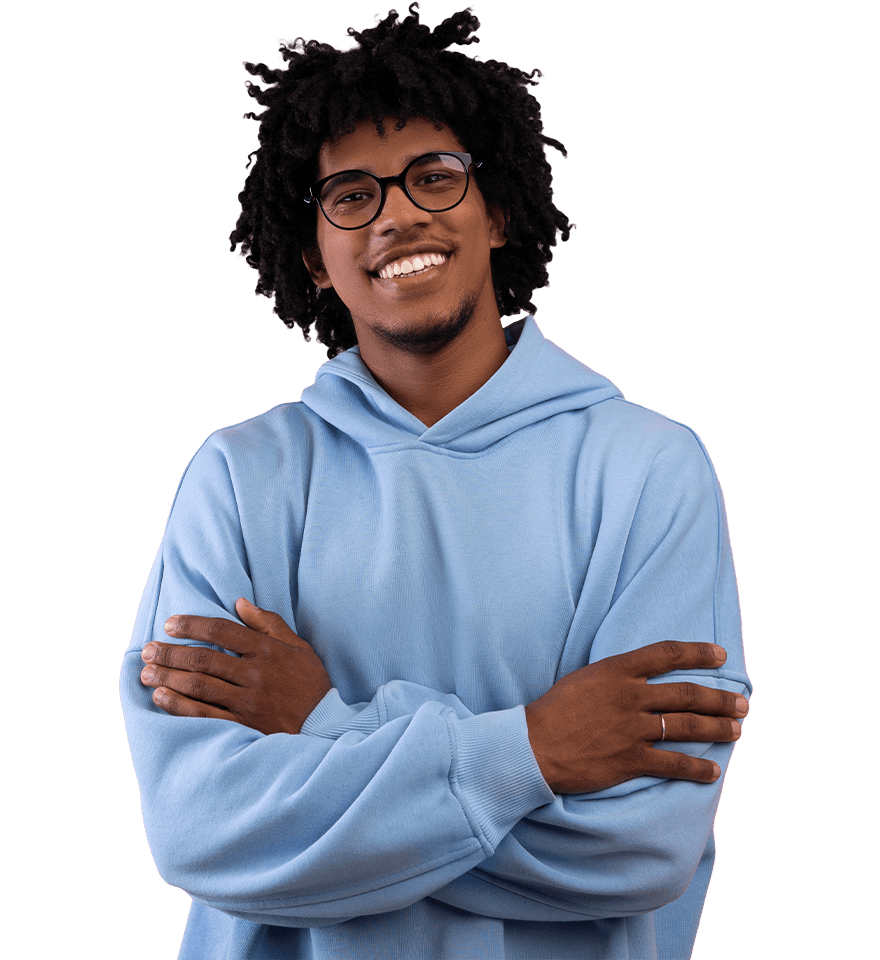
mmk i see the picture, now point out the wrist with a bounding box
[523,703,557,791]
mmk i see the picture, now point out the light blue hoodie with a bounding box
[121,317,750,959]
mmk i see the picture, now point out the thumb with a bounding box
[235,597,300,646]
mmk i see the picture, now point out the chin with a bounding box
[370,295,478,356]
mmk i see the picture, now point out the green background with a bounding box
[3,0,878,960]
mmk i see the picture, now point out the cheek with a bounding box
[318,237,364,294]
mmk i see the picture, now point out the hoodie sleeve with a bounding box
[121,423,748,926]
[120,438,554,927]
[283,426,750,924]
[427,425,751,922]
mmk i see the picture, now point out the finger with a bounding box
[646,681,748,718]
[150,685,236,722]
[141,661,240,708]
[235,598,302,648]
[641,746,722,784]
[142,641,244,684]
[165,614,260,656]
[607,640,726,679]
[652,712,742,744]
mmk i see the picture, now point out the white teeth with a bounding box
[378,253,447,280]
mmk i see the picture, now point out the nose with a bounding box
[371,182,434,233]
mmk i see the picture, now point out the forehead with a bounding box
[317,117,466,178]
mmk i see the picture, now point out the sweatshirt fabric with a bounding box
[121,316,750,960]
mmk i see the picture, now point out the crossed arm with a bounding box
[124,425,749,924]
[140,597,746,796]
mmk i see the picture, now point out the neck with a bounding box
[357,313,510,428]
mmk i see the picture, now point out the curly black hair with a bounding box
[230,4,571,357]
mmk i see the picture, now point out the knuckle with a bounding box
[191,647,212,672]
[205,618,227,644]
[607,648,640,677]
[681,682,699,709]
[622,746,647,774]
[153,687,176,712]
[682,713,701,739]
[696,642,716,663]
[670,752,692,779]
[727,690,747,715]
[659,640,685,665]
[242,662,261,686]
[599,653,625,676]
[148,665,167,686]
[607,647,633,675]
[151,644,172,666]
[614,685,639,709]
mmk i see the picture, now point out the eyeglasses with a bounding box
[305,151,480,230]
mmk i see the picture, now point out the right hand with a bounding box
[524,641,748,794]
[141,599,332,736]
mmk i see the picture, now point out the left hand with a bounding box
[140,598,332,735]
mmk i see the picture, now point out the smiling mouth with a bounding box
[375,252,448,280]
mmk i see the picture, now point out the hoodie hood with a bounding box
[300,317,622,453]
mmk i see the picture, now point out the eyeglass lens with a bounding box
[318,153,469,229]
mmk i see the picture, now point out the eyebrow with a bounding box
[324,170,372,186]
[323,151,451,178]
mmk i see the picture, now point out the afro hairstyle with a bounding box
[229,4,572,357]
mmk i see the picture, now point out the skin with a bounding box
[142,117,748,793]
[302,118,509,428]
[144,609,746,792]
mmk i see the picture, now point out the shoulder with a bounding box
[202,401,315,457]
[174,401,320,502]
[581,396,717,483]
[184,400,329,474]
[573,397,726,553]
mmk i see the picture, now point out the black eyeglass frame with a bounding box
[304,151,481,230]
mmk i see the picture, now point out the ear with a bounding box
[302,247,334,289]
[487,204,508,250]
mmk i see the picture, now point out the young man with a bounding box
[122,9,750,959]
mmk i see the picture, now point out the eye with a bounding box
[321,174,379,210]
[338,190,373,204]
[417,171,453,185]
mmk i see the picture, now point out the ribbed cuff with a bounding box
[300,688,381,739]
[450,705,555,851]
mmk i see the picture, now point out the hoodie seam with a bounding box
[360,420,564,461]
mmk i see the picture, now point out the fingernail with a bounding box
[164,617,177,634]
[142,643,156,662]
[238,597,255,609]
[141,665,156,683]
[735,696,748,715]
[731,720,742,739]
